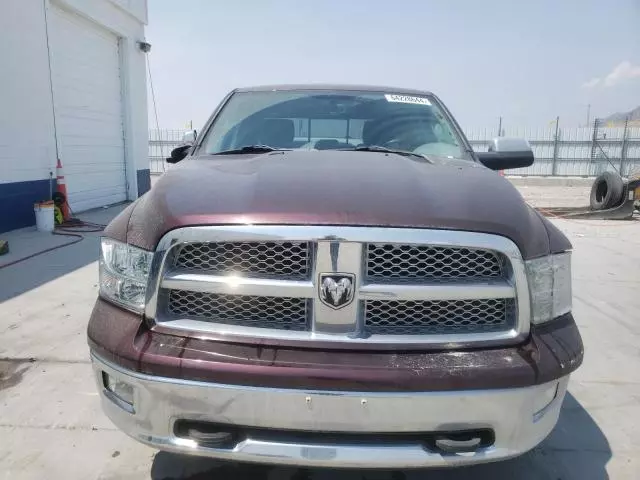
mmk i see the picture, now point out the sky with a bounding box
[145,0,640,131]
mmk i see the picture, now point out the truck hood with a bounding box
[125,150,552,258]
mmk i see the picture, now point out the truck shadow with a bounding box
[150,392,611,480]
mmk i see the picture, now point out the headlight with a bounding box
[99,238,153,312]
[525,252,572,324]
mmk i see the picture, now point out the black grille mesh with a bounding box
[174,242,310,279]
[366,244,504,282]
[365,298,515,335]
[167,290,309,331]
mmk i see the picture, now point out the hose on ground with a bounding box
[0,218,106,270]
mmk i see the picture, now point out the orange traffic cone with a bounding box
[56,158,71,221]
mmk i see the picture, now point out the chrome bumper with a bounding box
[92,353,568,469]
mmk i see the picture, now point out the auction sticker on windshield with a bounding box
[384,94,431,106]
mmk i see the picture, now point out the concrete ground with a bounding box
[1,205,639,479]
[508,177,593,208]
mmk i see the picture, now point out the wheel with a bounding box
[590,171,624,210]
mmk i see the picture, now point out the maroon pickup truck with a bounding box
[88,85,583,469]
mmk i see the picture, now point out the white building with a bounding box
[0,0,149,233]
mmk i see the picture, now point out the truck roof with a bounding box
[234,84,435,96]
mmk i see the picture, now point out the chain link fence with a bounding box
[149,121,640,176]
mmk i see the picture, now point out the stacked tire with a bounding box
[629,168,640,212]
[590,171,625,211]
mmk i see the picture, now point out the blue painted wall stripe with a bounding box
[137,169,151,196]
[0,179,54,233]
[1,171,153,233]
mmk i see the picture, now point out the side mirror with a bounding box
[476,137,534,171]
[166,144,191,164]
[182,130,197,144]
[166,130,197,164]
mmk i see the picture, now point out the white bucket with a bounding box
[34,202,55,232]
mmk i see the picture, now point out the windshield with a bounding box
[200,90,467,159]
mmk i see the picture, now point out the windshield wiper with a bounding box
[339,145,431,161]
[213,145,292,155]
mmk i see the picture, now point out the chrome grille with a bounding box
[174,241,310,279]
[366,244,504,282]
[167,289,309,331]
[364,298,515,335]
[150,226,530,349]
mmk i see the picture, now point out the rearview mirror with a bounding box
[476,137,534,171]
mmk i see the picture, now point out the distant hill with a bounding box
[602,106,640,124]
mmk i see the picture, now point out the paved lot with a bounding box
[508,177,593,208]
[1,206,639,479]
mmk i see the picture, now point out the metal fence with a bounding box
[466,121,640,177]
[149,129,186,174]
[149,121,640,176]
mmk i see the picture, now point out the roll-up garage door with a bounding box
[49,6,127,212]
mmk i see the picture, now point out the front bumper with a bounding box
[92,352,569,468]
